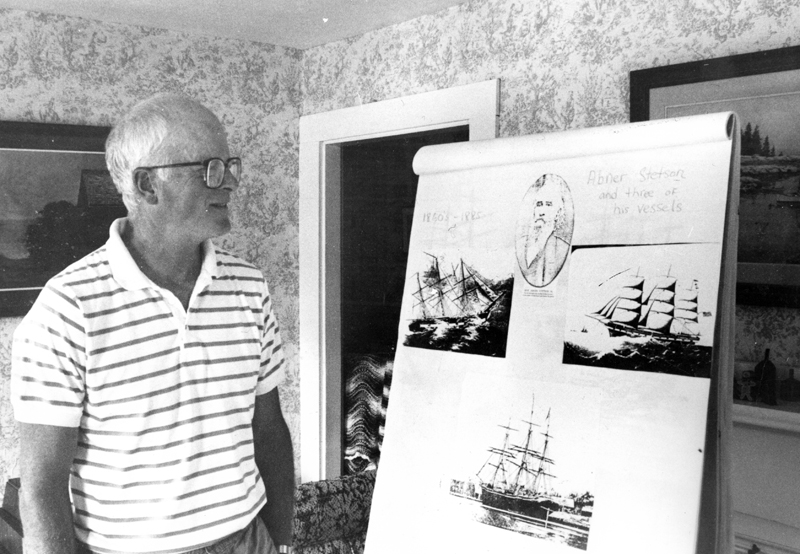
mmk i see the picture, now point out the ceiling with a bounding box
[0,0,469,50]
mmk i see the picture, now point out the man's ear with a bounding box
[133,169,158,205]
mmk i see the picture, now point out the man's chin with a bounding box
[200,218,232,241]
[215,220,232,237]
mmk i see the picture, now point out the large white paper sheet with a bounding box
[365,113,736,554]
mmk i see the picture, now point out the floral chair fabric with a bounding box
[293,470,376,554]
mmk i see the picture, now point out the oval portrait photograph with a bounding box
[515,174,575,287]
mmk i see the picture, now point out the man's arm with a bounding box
[252,388,295,547]
[18,423,79,554]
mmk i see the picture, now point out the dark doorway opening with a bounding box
[339,125,469,475]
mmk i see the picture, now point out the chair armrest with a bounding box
[293,470,376,547]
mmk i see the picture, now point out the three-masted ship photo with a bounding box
[563,263,713,377]
[586,269,700,344]
[477,401,560,520]
[448,396,593,550]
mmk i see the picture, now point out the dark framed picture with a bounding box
[0,121,124,317]
[630,45,800,309]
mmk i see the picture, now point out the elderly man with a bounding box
[521,174,571,287]
[11,94,295,554]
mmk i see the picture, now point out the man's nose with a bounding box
[220,168,239,191]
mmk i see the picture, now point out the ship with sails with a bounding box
[476,397,563,521]
[411,253,503,324]
[586,268,700,344]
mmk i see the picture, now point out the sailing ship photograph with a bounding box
[403,252,513,357]
[562,244,719,377]
[446,377,598,552]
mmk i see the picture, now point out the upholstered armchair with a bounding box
[294,470,376,554]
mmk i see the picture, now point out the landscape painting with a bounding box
[0,148,124,316]
[630,47,800,311]
[662,90,800,266]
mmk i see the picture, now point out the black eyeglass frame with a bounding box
[133,157,242,189]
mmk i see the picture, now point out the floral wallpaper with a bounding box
[301,0,800,371]
[0,0,800,502]
[302,0,800,137]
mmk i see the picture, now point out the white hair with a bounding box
[105,93,222,214]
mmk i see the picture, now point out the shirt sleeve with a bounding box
[256,278,285,395]
[11,283,87,427]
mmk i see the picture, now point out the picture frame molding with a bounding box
[630,45,800,122]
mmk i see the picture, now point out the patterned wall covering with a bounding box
[302,0,800,136]
[0,8,303,491]
[301,0,800,382]
[0,0,800,496]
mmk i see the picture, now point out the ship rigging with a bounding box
[477,396,561,520]
[587,267,700,344]
[412,253,502,322]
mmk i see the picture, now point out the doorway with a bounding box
[299,79,499,481]
[339,126,469,475]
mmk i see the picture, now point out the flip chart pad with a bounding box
[364,112,738,554]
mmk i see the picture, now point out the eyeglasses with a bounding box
[134,157,242,189]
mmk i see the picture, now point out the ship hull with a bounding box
[590,316,698,345]
[480,486,559,520]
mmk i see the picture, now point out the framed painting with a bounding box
[631,46,800,430]
[630,45,800,309]
[0,121,125,317]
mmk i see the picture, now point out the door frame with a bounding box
[298,80,499,481]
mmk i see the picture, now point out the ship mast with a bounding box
[479,419,517,490]
[451,259,496,316]
[510,395,539,493]
[431,255,449,318]
[532,409,554,494]
[414,272,430,320]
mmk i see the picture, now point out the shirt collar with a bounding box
[106,218,218,292]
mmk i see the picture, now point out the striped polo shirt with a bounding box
[11,219,285,553]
